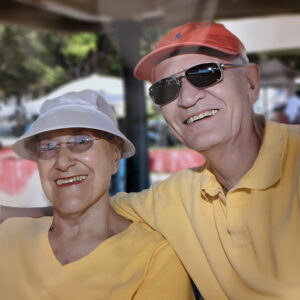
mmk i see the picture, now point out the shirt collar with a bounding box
[199,119,287,195]
[234,119,287,190]
[198,164,223,197]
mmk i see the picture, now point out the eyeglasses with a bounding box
[33,134,100,160]
[149,62,245,105]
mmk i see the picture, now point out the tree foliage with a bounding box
[0,25,122,102]
[0,27,45,102]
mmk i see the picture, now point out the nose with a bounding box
[53,145,76,171]
[177,77,207,108]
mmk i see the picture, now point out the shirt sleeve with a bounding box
[110,171,189,231]
[110,180,165,229]
[133,241,195,300]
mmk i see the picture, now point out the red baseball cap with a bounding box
[134,21,247,83]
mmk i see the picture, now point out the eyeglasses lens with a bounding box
[37,141,58,159]
[68,135,94,153]
[36,135,95,159]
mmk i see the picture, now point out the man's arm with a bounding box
[111,190,150,223]
[111,169,199,237]
[111,170,188,229]
[0,205,53,224]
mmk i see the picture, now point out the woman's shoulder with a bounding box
[116,221,167,248]
[121,222,194,299]
[113,221,182,270]
[0,216,52,236]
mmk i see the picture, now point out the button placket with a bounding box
[226,190,251,249]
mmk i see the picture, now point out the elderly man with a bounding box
[1,22,300,299]
[110,22,300,299]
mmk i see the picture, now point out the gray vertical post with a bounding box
[113,21,150,192]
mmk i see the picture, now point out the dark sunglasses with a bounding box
[34,134,100,160]
[149,62,245,105]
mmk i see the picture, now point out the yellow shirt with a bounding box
[111,120,300,300]
[0,217,194,300]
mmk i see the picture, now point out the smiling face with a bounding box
[35,128,121,215]
[155,53,260,153]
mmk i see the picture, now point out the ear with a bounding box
[111,145,122,175]
[244,63,260,105]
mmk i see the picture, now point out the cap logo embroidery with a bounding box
[175,33,182,39]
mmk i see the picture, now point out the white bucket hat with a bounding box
[12,89,136,160]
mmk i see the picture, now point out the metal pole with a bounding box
[113,21,150,192]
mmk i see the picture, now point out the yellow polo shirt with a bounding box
[0,217,194,299]
[111,120,300,300]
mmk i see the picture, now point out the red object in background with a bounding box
[0,148,38,195]
[0,147,205,195]
[149,148,206,173]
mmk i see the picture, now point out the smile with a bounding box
[55,175,87,186]
[185,109,218,125]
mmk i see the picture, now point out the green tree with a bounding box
[0,25,123,103]
[0,26,46,103]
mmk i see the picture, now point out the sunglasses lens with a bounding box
[186,63,221,88]
[150,77,180,105]
[68,135,94,153]
[150,63,223,105]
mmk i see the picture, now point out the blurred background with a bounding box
[0,0,300,207]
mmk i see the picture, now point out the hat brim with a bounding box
[13,106,135,160]
[134,42,241,83]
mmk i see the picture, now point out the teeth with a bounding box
[186,109,218,125]
[56,175,87,186]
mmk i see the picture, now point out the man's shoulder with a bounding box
[155,166,205,187]
[285,123,300,141]
[265,119,300,143]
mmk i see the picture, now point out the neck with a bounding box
[203,121,263,192]
[50,194,113,238]
[48,194,131,265]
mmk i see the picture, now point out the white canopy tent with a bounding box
[220,14,300,53]
[25,74,125,118]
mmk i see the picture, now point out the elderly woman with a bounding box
[0,90,194,299]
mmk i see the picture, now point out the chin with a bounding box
[54,200,87,215]
[185,135,223,153]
